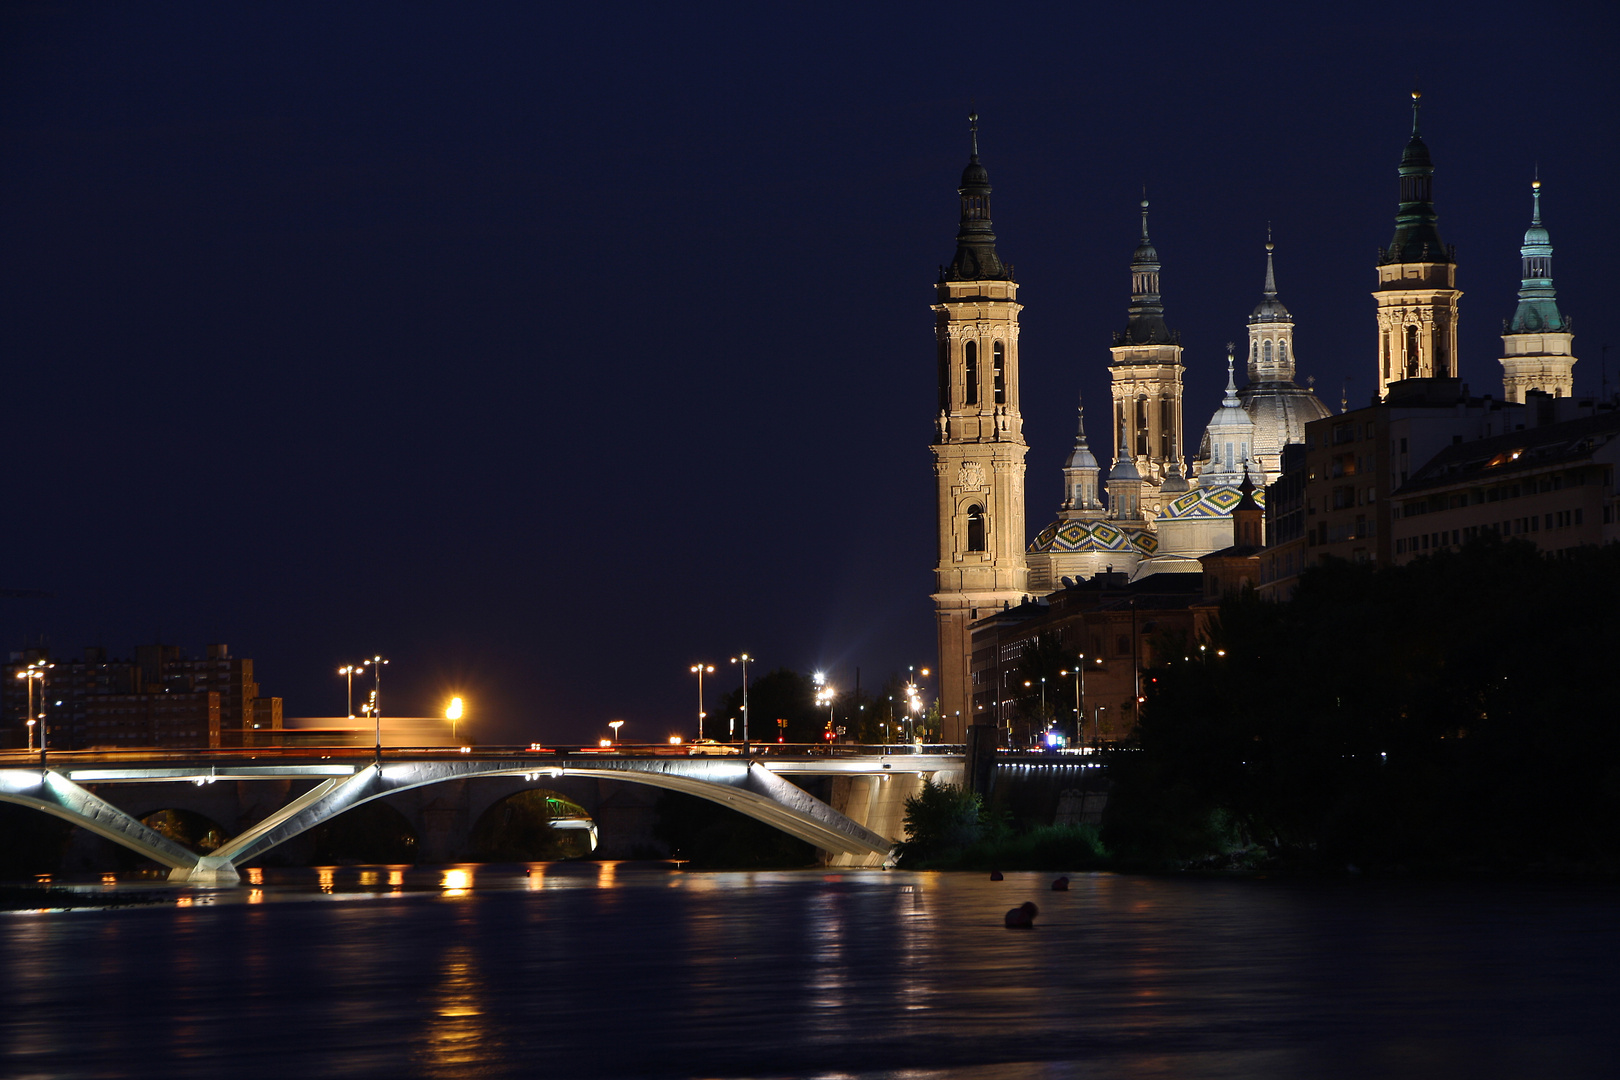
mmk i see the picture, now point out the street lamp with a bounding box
[1060,657,1092,750]
[814,672,835,740]
[690,663,714,741]
[608,720,624,745]
[363,656,389,762]
[337,664,364,718]
[16,661,48,765]
[905,682,922,745]
[730,653,751,754]
[446,696,464,745]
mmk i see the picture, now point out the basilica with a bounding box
[929,98,1581,740]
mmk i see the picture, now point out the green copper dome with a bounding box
[1507,177,1568,334]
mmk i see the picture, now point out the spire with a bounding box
[1262,227,1277,298]
[1249,230,1291,327]
[942,110,1009,282]
[1507,173,1567,334]
[1110,428,1141,481]
[1117,195,1176,345]
[1223,345,1241,405]
[1381,89,1451,266]
[1066,394,1099,469]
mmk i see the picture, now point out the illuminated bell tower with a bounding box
[1500,175,1575,402]
[1108,199,1184,512]
[1374,91,1462,400]
[931,114,1028,742]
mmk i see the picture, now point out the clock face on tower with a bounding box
[958,461,985,490]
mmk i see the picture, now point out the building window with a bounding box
[966,504,985,552]
[1263,340,1272,366]
[1159,397,1173,458]
[1136,397,1148,457]
[992,342,1005,405]
[937,342,950,411]
[1280,341,1288,366]
[964,342,978,406]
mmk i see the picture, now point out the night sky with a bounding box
[2,4,1616,744]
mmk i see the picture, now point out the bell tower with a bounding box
[1500,175,1576,402]
[931,113,1028,742]
[1374,91,1462,399]
[1108,198,1185,510]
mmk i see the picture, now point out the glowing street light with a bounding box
[608,720,624,745]
[814,672,835,739]
[730,653,752,754]
[337,664,365,718]
[363,656,389,762]
[446,696,464,744]
[690,663,714,741]
[16,661,48,765]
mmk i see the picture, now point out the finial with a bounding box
[1531,168,1542,225]
[968,108,979,159]
[1410,84,1422,136]
[1265,221,1274,252]
[1225,344,1239,397]
[1075,392,1088,440]
[1139,188,1150,239]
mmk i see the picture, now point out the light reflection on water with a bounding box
[1,866,1618,1079]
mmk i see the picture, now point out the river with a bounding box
[2,864,1617,1078]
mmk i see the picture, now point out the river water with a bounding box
[2,863,1617,1079]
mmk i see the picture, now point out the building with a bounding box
[1373,92,1461,400]
[1109,198,1186,505]
[1499,176,1576,402]
[969,573,1204,748]
[1391,408,1620,562]
[4,642,283,751]
[929,97,1598,740]
[930,115,1030,741]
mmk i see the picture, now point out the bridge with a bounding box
[0,745,966,882]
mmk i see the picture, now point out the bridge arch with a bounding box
[2,753,941,882]
[470,788,596,860]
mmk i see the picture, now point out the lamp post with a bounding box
[814,672,835,741]
[363,656,388,763]
[1060,655,1094,749]
[608,720,624,745]
[17,662,48,765]
[690,663,714,741]
[730,653,751,755]
[446,696,464,745]
[337,664,364,718]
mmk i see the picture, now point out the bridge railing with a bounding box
[0,742,969,767]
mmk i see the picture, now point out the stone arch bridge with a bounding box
[0,747,965,882]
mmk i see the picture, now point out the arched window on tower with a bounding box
[1251,341,1259,363]
[937,342,950,411]
[992,342,1005,405]
[1159,397,1172,458]
[966,504,985,552]
[1383,331,1391,380]
[1405,325,1420,378]
[1263,340,1273,366]
[1435,324,1449,378]
[964,341,979,406]
[1135,396,1149,457]
[1279,340,1288,367]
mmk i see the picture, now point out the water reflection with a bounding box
[421,942,490,1076]
[1,869,1615,1079]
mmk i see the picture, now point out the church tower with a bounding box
[931,115,1028,742]
[1057,396,1104,522]
[1500,175,1576,402]
[1109,199,1185,507]
[1374,91,1462,400]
